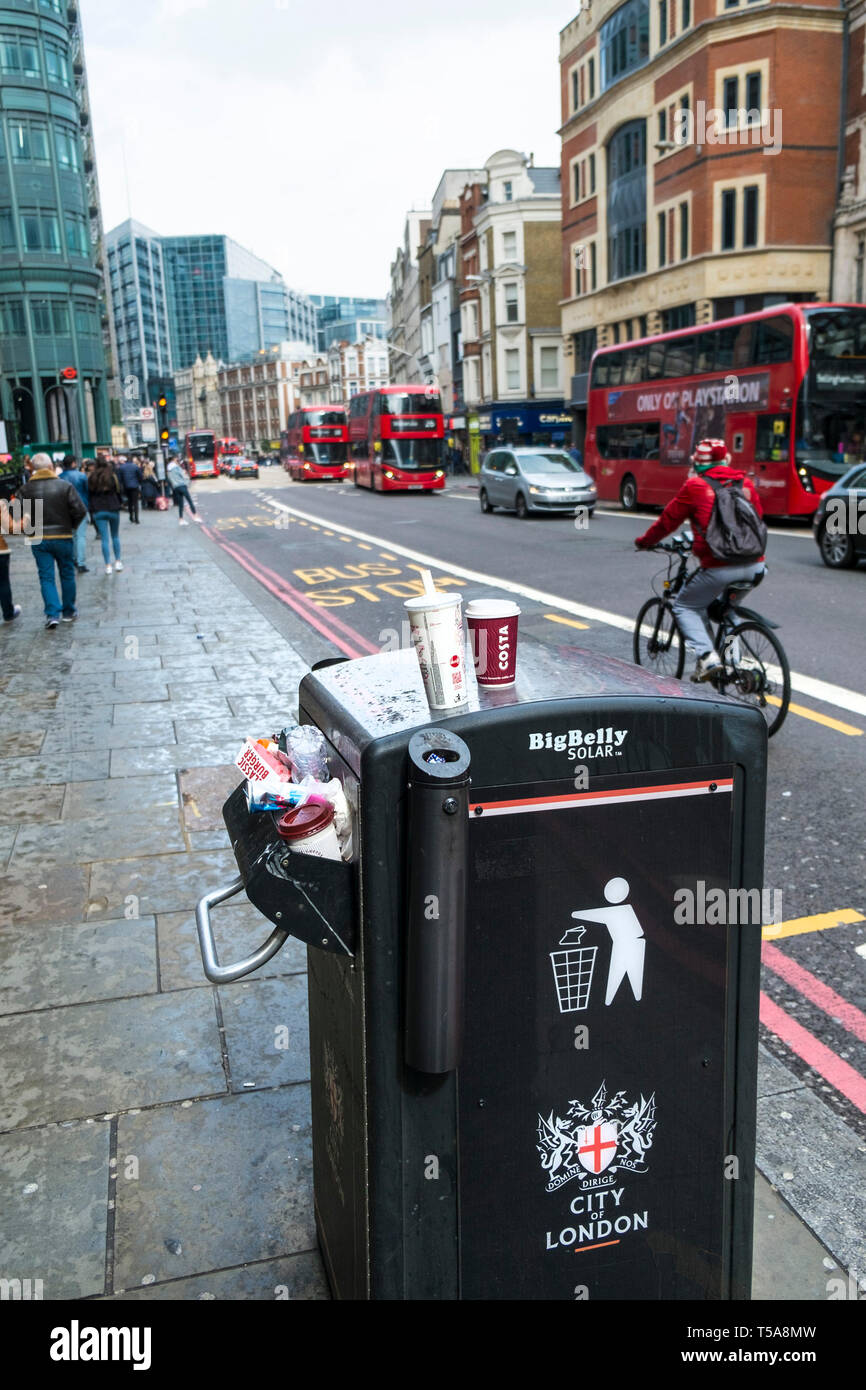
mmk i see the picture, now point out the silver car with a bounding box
[479,447,597,518]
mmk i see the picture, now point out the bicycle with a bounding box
[633,534,791,737]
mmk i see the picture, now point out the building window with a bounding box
[503,230,517,261]
[723,77,738,128]
[682,0,691,21]
[657,109,667,145]
[679,201,688,259]
[504,283,519,323]
[743,185,759,247]
[0,297,26,334]
[659,0,667,44]
[588,56,595,99]
[0,34,41,77]
[44,42,70,88]
[589,152,596,194]
[10,120,50,164]
[857,236,865,302]
[572,68,579,111]
[658,212,667,267]
[721,189,737,250]
[600,0,650,90]
[54,127,80,170]
[607,119,647,282]
[65,214,89,256]
[590,241,597,290]
[32,300,69,335]
[21,211,60,253]
[746,71,761,116]
[539,346,559,390]
[503,181,513,202]
[573,162,581,203]
[504,348,520,390]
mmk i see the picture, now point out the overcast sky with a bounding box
[81,0,573,300]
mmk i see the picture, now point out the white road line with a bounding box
[257,496,866,721]
[448,496,812,538]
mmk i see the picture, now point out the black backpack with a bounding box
[697,476,768,562]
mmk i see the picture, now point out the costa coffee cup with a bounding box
[465,598,521,687]
[404,592,468,710]
[276,801,343,861]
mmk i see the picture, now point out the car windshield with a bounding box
[518,453,582,474]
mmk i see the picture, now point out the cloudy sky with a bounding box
[81,0,573,300]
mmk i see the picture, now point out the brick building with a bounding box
[456,150,567,467]
[559,0,845,429]
[326,337,389,405]
[834,0,866,298]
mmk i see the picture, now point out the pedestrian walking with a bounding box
[88,459,125,574]
[141,461,160,510]
[19,452,86,628]
[0,494,23,623]
[166,457,198,525]
[58,454,90,572]
[116,455,143,523]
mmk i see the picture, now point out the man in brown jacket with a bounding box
[19,452,87,629]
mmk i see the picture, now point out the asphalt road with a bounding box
[188,467,866,1147]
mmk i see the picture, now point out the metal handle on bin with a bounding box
[196,874,291,983]
[404,729,471,1074]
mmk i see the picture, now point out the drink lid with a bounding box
[276,801,335,841]
[403,593,462,612]
[465,598,521,618]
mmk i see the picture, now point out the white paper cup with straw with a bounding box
[404,569,468,710]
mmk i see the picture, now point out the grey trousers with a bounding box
[672,562,766,655]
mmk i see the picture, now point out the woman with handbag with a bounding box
[88,461,125,574]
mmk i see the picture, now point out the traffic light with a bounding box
[157,395,169,444]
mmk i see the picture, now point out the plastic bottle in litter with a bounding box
[283,725,330,782]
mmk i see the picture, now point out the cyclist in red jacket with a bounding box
[635,439,766,682]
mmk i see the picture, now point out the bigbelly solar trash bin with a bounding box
[196,642,767,1301]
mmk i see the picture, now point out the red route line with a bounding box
[470,779,733,811]
[759,993,866,1114]
[762,941,866,1045]
[199,523,378,658]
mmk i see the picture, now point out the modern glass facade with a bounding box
[106,219,171,417]
[310,294,387,352]
[0,0,111,449]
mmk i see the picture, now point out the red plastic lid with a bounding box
[276,801,335,841]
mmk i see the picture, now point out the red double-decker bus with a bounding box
[184,430,219,479]
[281,407,348,481]
[348,385,445,492]
[585,303,866,517]
[216,437,243,467]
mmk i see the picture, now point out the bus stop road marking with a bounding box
[762,908,865,940]
[544,613,591,631]
[762,941,866,1044]
[255,497,866,723]
[759,993,866,1114]
[766,696,862,737]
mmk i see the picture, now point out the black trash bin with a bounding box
[197,642,767,1301]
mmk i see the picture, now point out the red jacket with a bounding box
[636,466,765,568]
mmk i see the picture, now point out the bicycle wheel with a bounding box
[633,598,685,679]
[718,621,791,737]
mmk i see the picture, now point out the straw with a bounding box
[420,568,437,599]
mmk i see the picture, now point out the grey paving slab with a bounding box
[0,862,89,927]
[67,657,163,675]
[0,783,65,826]
[156,904,307,991]
[221,976,310,1091]
[0,751,110,785]
[110,673,172,700]
[173,718,257,744]
[757,1082,866,1281]
[156,653,219,671]
[106,1250,328,1301]
[178,765,241,831]
[108,741,243,777]
[68,723,179,750]
[62,774,179,820]
[168,676,278,701]
[86,848,237,920]
[0,1120,110,1299]
[111,695,234,723]
[0,988,225,1129]
[0,918,157,1014]
[112,1088,315,1287]
[0,729,46,757]
[226,696,298,722]
[752,1173,838,1301]
[11,808,185,863]
[0,825,15,871]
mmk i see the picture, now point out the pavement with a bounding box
[0,501,858,1301]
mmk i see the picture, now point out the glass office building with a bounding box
[0,0,112,450]
[106,219,172,417]
[310,294,387,352]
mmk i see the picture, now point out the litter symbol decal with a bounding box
[567,876,646,1007]
[549,924,597,1013]
[537,1082,657,1193]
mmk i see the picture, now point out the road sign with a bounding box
[61,366,78,381]
[139,407,155,421]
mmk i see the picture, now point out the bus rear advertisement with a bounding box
[585,303,866,517]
